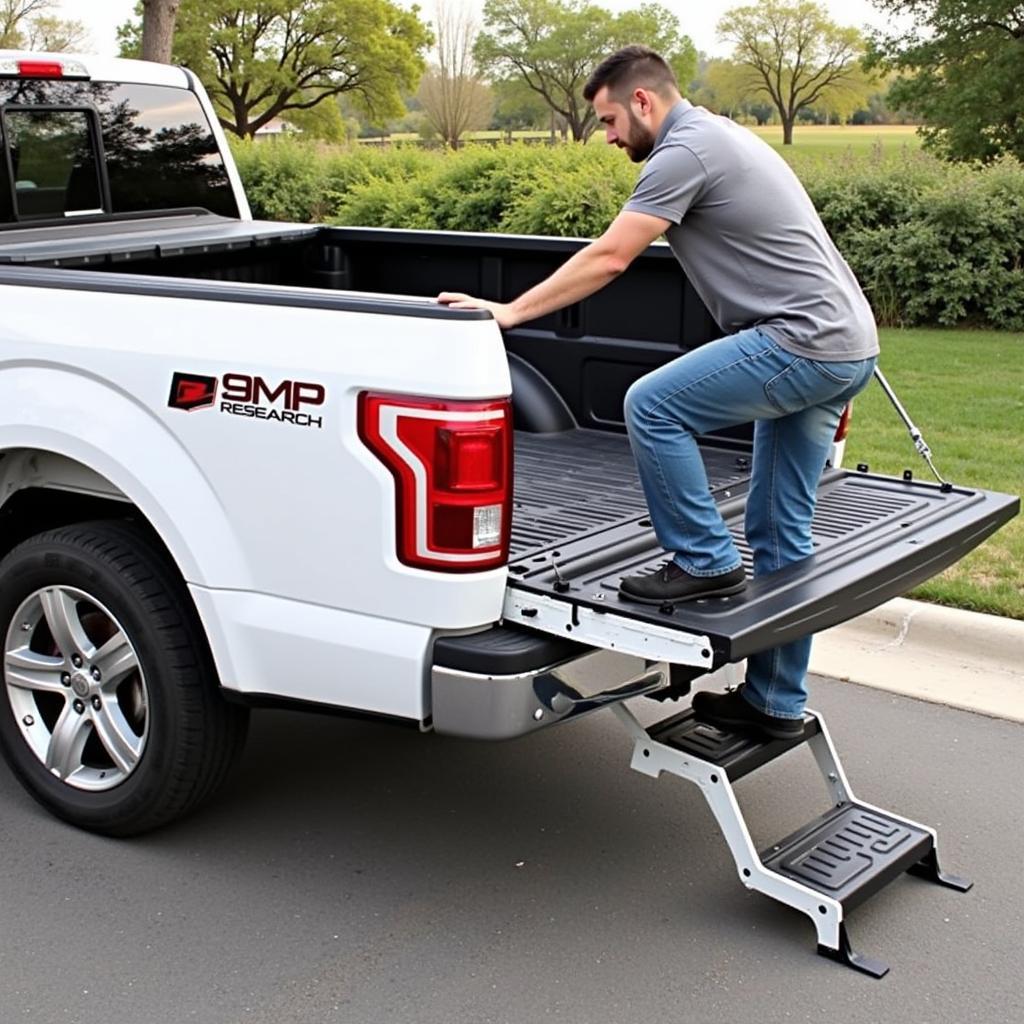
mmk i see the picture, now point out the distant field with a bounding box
[751,124,922,151]
[846,328,1023,620]
[360,124,925,156]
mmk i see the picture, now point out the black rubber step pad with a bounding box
[648,707,819,782]
[761,804,934,911]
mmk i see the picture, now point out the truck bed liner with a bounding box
[511,429,750,559]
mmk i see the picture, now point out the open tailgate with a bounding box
[505,449,1019,670]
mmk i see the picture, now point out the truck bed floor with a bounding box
[511,429,750,560]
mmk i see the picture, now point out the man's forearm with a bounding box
[505,241,626,327]
[437,211,667,327]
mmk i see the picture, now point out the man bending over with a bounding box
[438,45,878,741]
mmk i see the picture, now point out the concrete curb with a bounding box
[809,597,1024,723]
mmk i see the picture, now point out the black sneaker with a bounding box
[691,685,804,741]
[619,561,746,605]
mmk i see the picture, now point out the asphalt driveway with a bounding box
[1,675,1021,1024]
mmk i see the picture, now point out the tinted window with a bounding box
[3,108,103,219]
[0,79,239,223]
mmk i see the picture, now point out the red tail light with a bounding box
[358,393,513,572]
[834,402,853,442]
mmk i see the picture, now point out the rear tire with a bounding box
[0,520,248,836]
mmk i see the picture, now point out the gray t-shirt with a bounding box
[624,100,879,360]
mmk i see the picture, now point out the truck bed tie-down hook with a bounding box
[872,367,949,488]
[550,552,570,593]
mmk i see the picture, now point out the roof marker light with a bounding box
[0,58,90,80]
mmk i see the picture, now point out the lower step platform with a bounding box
[761,803,933,913]
[612,702,972,978]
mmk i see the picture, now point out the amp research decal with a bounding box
[168,372,218,411]
[167,371,326,429]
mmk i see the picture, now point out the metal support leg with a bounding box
[805,709,856,806]
[908,847,973,892]
[818,924,890,979]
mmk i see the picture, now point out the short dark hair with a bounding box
[583,45,679,104]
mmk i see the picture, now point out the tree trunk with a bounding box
[782,117,794,145]
[141,0,181,64]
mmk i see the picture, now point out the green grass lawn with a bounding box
[844,328,1024,619]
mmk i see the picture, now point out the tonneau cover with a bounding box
[0,214,318,266]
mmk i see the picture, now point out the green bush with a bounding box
[234,139,1024,331]
[498,147,637,237]
[332,174,437,229]
[803,156,1024,330]
[230,138,331,223]
[427,146,546,232]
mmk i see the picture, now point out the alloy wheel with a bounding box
[4,586,148,791]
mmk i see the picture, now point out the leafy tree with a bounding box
[849,78,914,126]
[491,78,550,137]
[418,2,493,148]
[119,0,432,140]
[22,14,88,51]
[689,58,777,124]
[696,58,758,118]
[718,1,870,143]
[279,97,347,142]
[808,65,875,124]
[475,0,697,142]
[0,0,46,44]
[866,1,1024,162]
[0,0,87,50]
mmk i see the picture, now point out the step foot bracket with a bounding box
[908,847,973,893]
[818,923,889,979]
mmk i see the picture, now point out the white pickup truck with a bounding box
[0,51,1017,863]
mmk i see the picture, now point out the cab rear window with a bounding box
[0,79,239,224]
[3,107,104,220]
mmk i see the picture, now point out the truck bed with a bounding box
[2,216,1017,671]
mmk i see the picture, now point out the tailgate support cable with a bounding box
[873,367,950,489]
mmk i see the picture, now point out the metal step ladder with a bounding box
[611,700,971,977]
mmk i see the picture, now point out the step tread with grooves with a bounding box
[760,803,934,911]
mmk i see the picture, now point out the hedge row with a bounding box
[232,140,1024,331]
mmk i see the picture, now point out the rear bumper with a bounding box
[431,625,667,739]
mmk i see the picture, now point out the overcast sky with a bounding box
[58,0,895,60]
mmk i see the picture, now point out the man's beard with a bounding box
[622,111,655,162]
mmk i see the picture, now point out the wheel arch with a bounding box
[0,443,250,698]
[0,439,250,588]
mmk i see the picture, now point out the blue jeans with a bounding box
[624,327,877,719]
